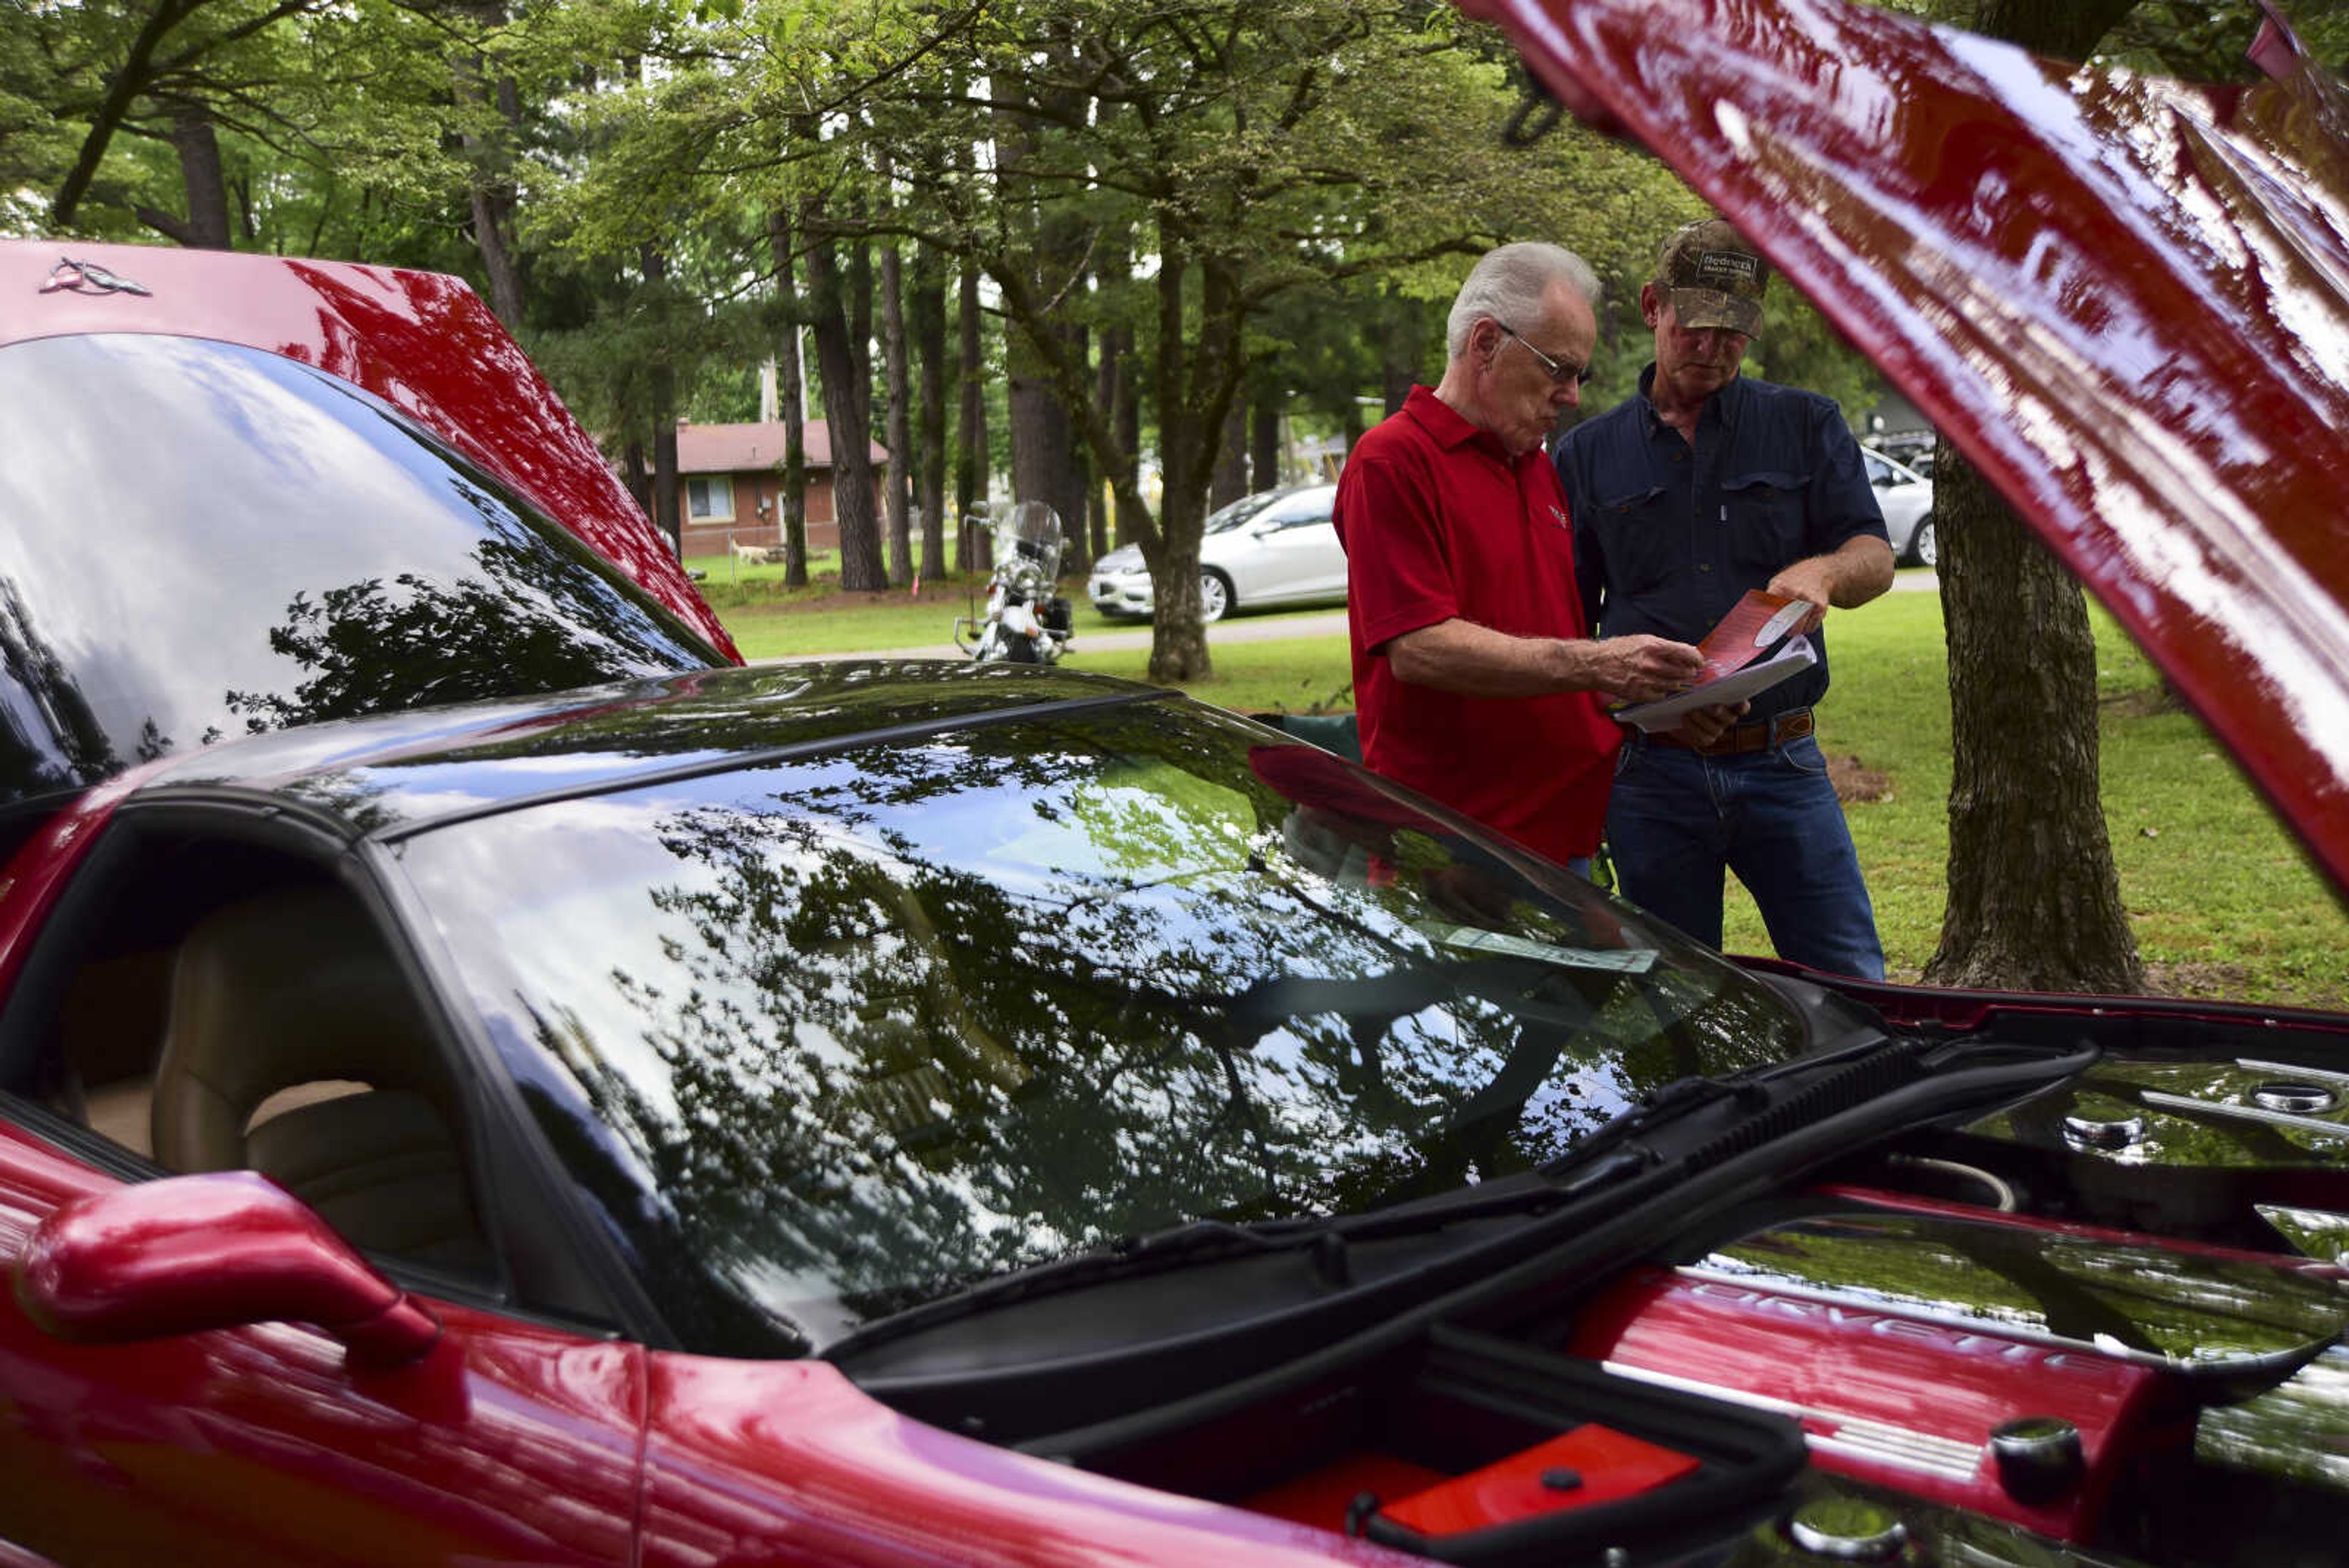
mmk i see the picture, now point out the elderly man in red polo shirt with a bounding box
[1333,242,1715,874]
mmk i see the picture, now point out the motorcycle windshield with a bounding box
[997,501,1064,578]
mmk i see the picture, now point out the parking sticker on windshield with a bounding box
[1428,925,1658,973]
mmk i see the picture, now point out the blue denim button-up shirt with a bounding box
[1553,368,1888,723]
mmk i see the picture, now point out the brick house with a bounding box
[674,420,890,556]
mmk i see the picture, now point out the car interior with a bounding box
[0,822,497,1282]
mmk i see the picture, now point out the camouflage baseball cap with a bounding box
[1657,219,1768,336]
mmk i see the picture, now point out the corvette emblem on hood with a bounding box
[39,257,151,298]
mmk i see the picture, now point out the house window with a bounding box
[687,477,734,522]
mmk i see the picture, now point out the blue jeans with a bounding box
[1606,729,1885,980]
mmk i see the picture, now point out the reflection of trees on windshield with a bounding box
[0,576,183,803]
[0,578,125,797]
[223,500,714,734]
[483,712,1805,1351]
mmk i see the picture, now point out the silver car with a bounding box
[1089,483,1345,623]
[1863,445,1936,566]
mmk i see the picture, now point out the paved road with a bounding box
[766,571,1939,665]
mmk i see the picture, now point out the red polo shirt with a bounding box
[1333,387,1621,863]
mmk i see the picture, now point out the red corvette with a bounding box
[1,1,2345,1565]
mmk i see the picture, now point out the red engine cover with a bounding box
[1567,1263,2168,1537]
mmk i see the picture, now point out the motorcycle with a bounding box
[953,500,1075,664]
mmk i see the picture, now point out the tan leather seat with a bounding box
[151,888,491,1274]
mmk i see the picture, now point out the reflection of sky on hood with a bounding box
[2,337,494,745]
[0,333,707,797]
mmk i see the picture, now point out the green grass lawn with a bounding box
[695,548,1343,660]
[688,549,974,656]
[1743,594,2347,1003]
[711,578,2347,1008]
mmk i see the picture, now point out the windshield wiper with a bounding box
[1332,1149,1658,1241]
[823,1215,1335,1359]
[833,1036,2100,1364]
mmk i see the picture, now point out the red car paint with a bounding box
[637,1354,1423,1567]
[0,1123,646,1568]
[0,766,159,998]
[1459,0,2349,894]
[0,242,735,661]
[20,1172,442,1365]
[1568,1263,2168,1538]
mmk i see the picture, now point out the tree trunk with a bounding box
[1210,404,1248,509]
[1924,455,2140,990]
[1250,401,1280,492]
[992,47,1091,565]
[650,415,680,558]
[1063,319,1094,578]
[802,209,887,592]
[880,234,913,587]
[1008,357,1076,549]
[955,260,989,575]
[455,64,527,329]
[954,261,991,581]
[173,108,231,248]
[1006,314,1089,567]
[467,182,524,329]
[768,209,810,588]
[641,242,680,556]
[135,105,232,249]
[623,438,651,519]
[1111,324,1145,551]
[848,220,874,433]
[1087,347,1110,563]
[1918,0,2143,992]
[1141,255,1224,683]
[1381,292,1423,416]
[913,243,949,585]
[1097,229,1144,552]
[53,0,199,230]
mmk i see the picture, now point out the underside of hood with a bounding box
[1458,0,2349,896]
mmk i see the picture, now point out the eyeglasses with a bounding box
[1494,321,1594,388]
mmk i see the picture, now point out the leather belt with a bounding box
[1650,707,1814,756]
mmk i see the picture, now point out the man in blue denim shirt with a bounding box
[1554,220,1894,978]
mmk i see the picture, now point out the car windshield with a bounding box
[1246,487,1337,527]
[0,333,722,809]
[398,702,1809,1356]
[1204,488,1291,533]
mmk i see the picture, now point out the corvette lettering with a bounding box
[1675,1279,2127,1383]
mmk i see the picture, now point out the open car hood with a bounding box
[0,240,732,658]
[0,242,735,807]
[1460,0,2349,896]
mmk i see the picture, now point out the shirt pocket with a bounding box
[1590,483,1675,592]
[1721,468,1811,573]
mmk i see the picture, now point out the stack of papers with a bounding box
[1612,590,1817,733]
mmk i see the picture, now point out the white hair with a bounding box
[1445,242,1601,361]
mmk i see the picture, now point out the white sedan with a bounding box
[1863,445,1936,566]
[1090,484,1344,623]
